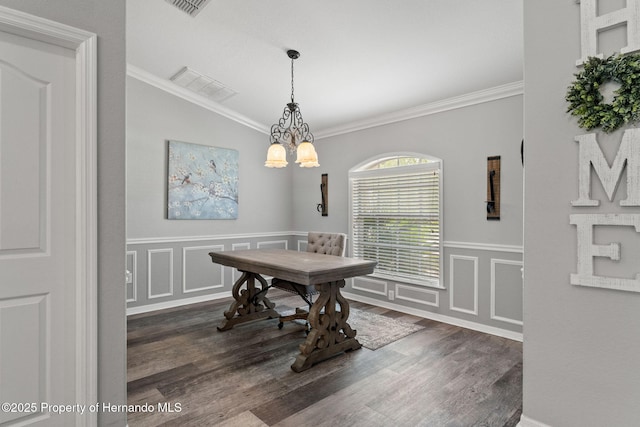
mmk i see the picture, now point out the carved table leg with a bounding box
[290,279,361,372]
[217,271,279,331]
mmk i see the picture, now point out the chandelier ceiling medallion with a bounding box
[265,49,319,168]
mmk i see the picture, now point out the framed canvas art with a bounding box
[167,140,239,219]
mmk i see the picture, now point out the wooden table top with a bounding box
[209,248,376,285]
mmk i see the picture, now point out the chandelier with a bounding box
[265,49,319,168]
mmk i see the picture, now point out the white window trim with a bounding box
[348,152,444,289]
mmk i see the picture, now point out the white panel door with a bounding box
[0,27,79,426]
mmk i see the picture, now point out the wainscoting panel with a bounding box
[231,243,251,250]
[127,233,296,314]
[183,245,225,293]
[128,234,523,339]
[345,241,523,339]
[147,248,173,299]
[396,283,439,307]
[352,276,388,296]
[257,240,288,250]
[491,258,524,325]
[449,255,479,315]
[126,251,137,303]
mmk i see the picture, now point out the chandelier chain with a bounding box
[290,56,295,104]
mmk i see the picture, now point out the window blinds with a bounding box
[350,163,441,285]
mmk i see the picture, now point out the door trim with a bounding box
[0,6,98,426]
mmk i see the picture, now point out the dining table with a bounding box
[209,248,376,372]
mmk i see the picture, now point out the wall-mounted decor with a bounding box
[168,140,239,219]
[486,156,501,220]
[570,129,640,293]
[566,53,640,133]
[317,173,328,216]
[568,1,640,293]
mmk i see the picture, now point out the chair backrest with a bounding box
[306,232,347,257]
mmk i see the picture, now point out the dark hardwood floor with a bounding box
[127,289,522,426]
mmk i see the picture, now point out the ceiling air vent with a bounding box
[166,0,212,17]
[170,67,237,103]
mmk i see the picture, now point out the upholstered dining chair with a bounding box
[272,231,347,332]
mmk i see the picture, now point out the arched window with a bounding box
[349,153,442,287]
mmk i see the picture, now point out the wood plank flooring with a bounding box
[127,289,522,426]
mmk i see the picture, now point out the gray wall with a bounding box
[0,1,127,425]
[293,95,524,337]
[523,1,640,426]
[127,77,292,239]
[293,95,524,246]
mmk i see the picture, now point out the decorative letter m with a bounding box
[572,129,640,207]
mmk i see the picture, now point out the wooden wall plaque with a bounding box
[318,173,328,216]
[487,156,501,220]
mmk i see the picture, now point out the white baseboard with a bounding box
[343,291,523,342]
[517,414,553,427]
[126,291,232,316]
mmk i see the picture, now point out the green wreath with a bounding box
[566,53,640,133]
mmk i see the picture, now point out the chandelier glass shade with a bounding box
[295,141,319,167]
[265,50,319,168]
[264,142,288,168]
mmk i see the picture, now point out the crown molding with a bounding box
[314,80,524,140]
[127,64,523,141]
[126,64,269,135]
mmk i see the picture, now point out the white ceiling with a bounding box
[127,0,523,138]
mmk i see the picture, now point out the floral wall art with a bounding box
[167,140,239,219]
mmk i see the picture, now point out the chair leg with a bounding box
[304,294,314,334]
[278,307,310,330]
[277,288,316,333]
